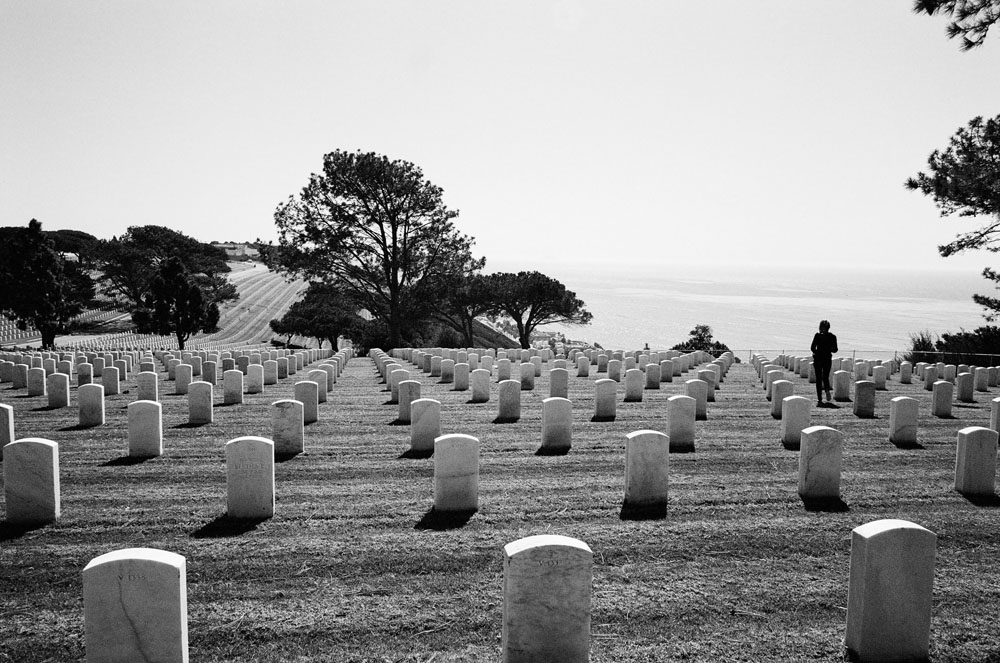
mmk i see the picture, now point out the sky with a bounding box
[2,1,1000,276]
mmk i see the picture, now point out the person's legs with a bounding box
[815,359,832,403]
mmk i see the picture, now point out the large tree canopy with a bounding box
[0,220,95,349]
[268,150,483,348]
[907,115,1000,318]
[132,257,220,350]
[913,0,1000,49]
[269,283,364,350]
[433,273,496,348]
[487,271,592,349]
[96,225,234,309]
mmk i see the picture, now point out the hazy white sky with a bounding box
[3,1,999,274]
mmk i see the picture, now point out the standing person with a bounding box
[811,320,838,406]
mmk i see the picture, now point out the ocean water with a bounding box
[537,264,989,362]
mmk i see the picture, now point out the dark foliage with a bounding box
[670,324,734,357]
[96,225,235,310]
[913,0,1000,49]
[132,257,220,350]
[269,150,482,349]
[907,115,1000,319]
[0,220,96,348]
[486,271,592,349]
[269,283,365,350]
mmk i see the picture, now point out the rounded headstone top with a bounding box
[852,519,933,540]
[504,534,592,558]
[800,425,838,435]
[84,547,185,572]
[958,425,999,437]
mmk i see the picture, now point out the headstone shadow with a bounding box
[493,417,519,424]
[191,514,269,538]
[102,455,152,467]
[801,496,850,512]
[0,521,48,541]
[382,399,396,406]
[781,441,801,452]
[274,452,302,464]
[387,419,408,426]
[398,448,433,460]
[591,415,616,423]
[172,422,209,429]
[32,405,62,412]
[890,439,925,450]
[414,507,476,531]
[534,446,570,457]
[961,492,1000,508]
[214,402,239,408]
[619,502,667,521]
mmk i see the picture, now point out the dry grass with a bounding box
[2,355,1000,662]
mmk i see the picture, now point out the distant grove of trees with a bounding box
[0,222,237,350]
[5,152,596,352]
[265,149,593,350]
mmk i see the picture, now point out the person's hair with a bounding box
[819,320,831,332]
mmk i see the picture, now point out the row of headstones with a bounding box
[72,519,937,663]
[370,350,730,437]
[0,425,664,528]
[0,349,348,429]
[0,349,353,468]
[756,354,1000,434]
[393,346,733,383]
[764,353,1000,396]
[0,345,327,380]
[378,348,735,400]
[0,347,333,403]
[1,363,363,525]
[789,421,999,499]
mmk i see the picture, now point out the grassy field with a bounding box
[2,353,1000,662]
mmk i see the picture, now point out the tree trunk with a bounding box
[176,331,186,350]
[388,314,402,349]
[516,318,531,349]
[40,327,57,350]
[462,318,475,348]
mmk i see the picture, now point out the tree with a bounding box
[906,115,1000,319]
[96,225,236,309]
[670,324,734,357]
[486,271,592,349]
[0,220,95,349]
[269,283,365,350]
[132,257,220,350]
[45,229,98,268]
[434,273,496,347]
[913,0,1000,50]
[267,150,483,349]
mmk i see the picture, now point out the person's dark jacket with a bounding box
[811,332,838,359]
